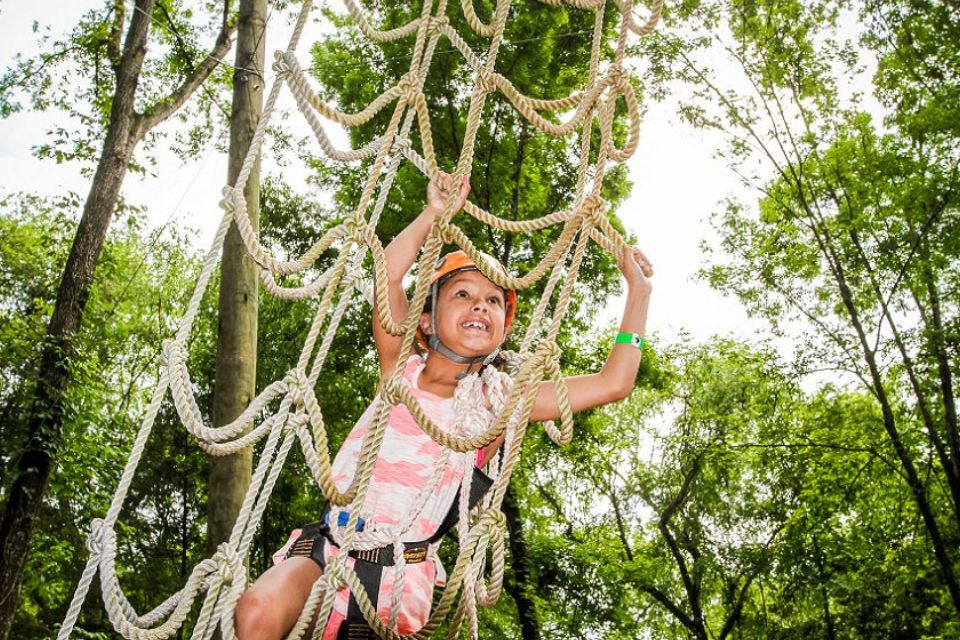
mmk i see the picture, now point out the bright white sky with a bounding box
[0,0,766,346]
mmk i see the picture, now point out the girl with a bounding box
[234,174,653,639]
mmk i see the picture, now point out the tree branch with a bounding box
[639,584,699,633]
[108,0,126,69]
[658,453,707,636]
[135,2,236,137]
[717,522,786,640]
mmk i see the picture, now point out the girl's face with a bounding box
[420,270,508,357]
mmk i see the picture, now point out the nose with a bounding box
[472,298,488,312]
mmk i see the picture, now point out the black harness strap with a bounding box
[339,562,383,640]
[336,467,494,639]
[429,466,494,543]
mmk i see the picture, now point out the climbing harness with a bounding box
[289,468,494,639]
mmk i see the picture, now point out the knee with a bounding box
[235,589,284,640]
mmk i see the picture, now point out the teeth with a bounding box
[463,321,487,330]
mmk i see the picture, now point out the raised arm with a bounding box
[373,173,471,374]
[528,247,653,422]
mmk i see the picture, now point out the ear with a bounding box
[419,311,433,336]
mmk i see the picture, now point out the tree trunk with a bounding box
[0,3,155,635]
[205,0,266,557]
[502,485,541,640]
[0,0,234,633]
[831,250,960,613]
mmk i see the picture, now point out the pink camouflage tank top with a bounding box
[320,354,479,637]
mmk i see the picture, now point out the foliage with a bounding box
[633,0,960,629]
[0,193,209,636]
[9,0,960,638]
[0,0,234,169]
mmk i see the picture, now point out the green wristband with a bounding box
[615,332,645,350]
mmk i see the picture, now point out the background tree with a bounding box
[0,2,236,635]
[0,193,213,637]
[207,0,267,572]
[638,0,960,617]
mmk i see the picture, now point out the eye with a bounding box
[488,296,502,306]
[455,289,469,298]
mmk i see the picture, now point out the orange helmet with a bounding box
[416,250,517,354]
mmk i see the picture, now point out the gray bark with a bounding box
[205,0,266,559]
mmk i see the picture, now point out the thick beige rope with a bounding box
[57,0,660,637]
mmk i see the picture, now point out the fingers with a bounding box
[633,247,654,277]
[430,172,471,212]
[437,173,469,191]
[622,246,654,278]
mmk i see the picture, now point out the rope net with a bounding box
[57,0,660,637]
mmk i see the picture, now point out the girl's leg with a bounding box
[234,557,323,640]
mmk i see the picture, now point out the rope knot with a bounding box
[213,543,239,585]
[380,377,405,405]
[392,137,412,158]
[581,194,608,226]
[426,15,449,35]
[160,339,177,366]
[536,340,562,363]
[478,507,506,528]
[344,215,369,243]
[476,69,496,94]
[272,50,291,76]
[397,73,421,105]
[498,349,527,376]
[324,558,347,590]
[219,186,240,212]
[434,217,459,241]
[285,369,309,408]
[343,265,365,288]
[287,411,310,433]
[86,519,106,556]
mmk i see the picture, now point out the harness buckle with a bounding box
[403,547,428,563]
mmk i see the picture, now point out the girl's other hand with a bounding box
[618,246,653,295]
[426,172,470,214]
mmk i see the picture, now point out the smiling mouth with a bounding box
[461,320,489,332]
